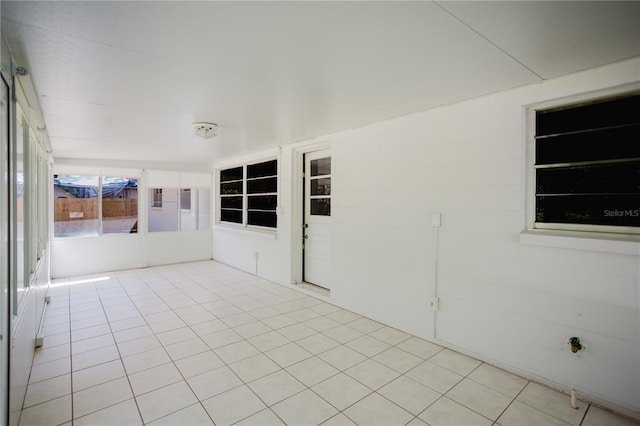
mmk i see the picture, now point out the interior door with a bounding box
[303,150,331,289]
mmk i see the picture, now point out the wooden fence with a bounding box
[54,198,137,221]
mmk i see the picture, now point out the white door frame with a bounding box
[291,141,331,285]
[0,73,10,426]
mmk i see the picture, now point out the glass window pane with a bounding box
[220,167,243,182]
[536,124,640,165]
[311,178,331,196]
[537,194,640,227]
[248,195,277,211]
[248,211,277,228]
[537,94,640,136]
[221,181,243,195]
[536,163,640,195]
[148,188,178,232]
[247,177,277,194]
[311,198,331,216]
[311,157,331,177]
[54,175,99,237]
[221,209,242,224]
[221,196,243,209]
[247,160,277,179]
[102,177,138,234]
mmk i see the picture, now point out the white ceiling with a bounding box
[2,1,639,169]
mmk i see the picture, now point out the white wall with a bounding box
[212,57,640,417]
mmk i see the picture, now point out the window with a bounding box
[148,187,210,232]
[534,92,640,233]
[309,157,331,216]
[54,175,138,237]
[219,159,278,229]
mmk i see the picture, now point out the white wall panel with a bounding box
[51,236,143,277]
[145,231,212,266]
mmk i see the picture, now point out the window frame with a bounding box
[218,158,278,230]
[526,89,640,237]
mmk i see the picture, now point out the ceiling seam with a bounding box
[433,1,545,81]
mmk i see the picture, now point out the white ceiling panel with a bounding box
[1,1,638,167]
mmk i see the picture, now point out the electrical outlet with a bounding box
[427,297,439,311]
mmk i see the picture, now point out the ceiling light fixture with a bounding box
[192,122,218,139]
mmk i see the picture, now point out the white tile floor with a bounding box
[19,261,638,426]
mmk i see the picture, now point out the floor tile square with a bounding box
[326,310,361,324]
[319,346,367,371]
[128,362,183,396]
[72,324,112,342]
[18,394,71,426]
[201,328,243,349]
[468,363,528,398]
[297,333,340,354]
[186,366,243,400]
[343,392,413,426]
[430,349,482,376]
[234,408,285,426]
[346,317,384,333]
[446,377,512,420]
[278,323,318,341]
[369,326,411,345]
[397,336,444,359]
[322,325,364,344]
[148,403,214,425]
[266,342,313,367]
[72,359,126,391]
[248,370,306,406]
[233,321,272,339]
[286,357,339,387]
[272,389,338,426]
[108,316,147,333]
[122,347,171,374]
[136,381,198,424]
[312,373,372,410]
[378,375,440,415]
[23,374,71,408]
[190,319,229,337]
[344,359,400,390]
[582,406,639,426]
[156,326,198,346]
[113,325,153,344]
[33,345,71,366]
[304,316,342,332]
[117,335,162,358]
[497,400,569,426]
[321,413,358,425]
[164,337,209,361]
[73,377,133,418]
[248,331,291,352]
[516,382,587,425]
[229,353,281,383]
[29,357,71,383]
[345,335,391,357]
[406,360,464,394]
[174,351,224,378]
[214,340,260,364]
[73,398,142,426]
[419,396,492,426]
[373,346,422,373]
[202,385,266,425]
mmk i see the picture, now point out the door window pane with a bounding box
[311,198,331,216]
[311,178,331,196]
[311,157,331,176]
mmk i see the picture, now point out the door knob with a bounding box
[304,235,308,239]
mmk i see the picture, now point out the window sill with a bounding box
[213,224,277,240]
[519,229,640,255]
